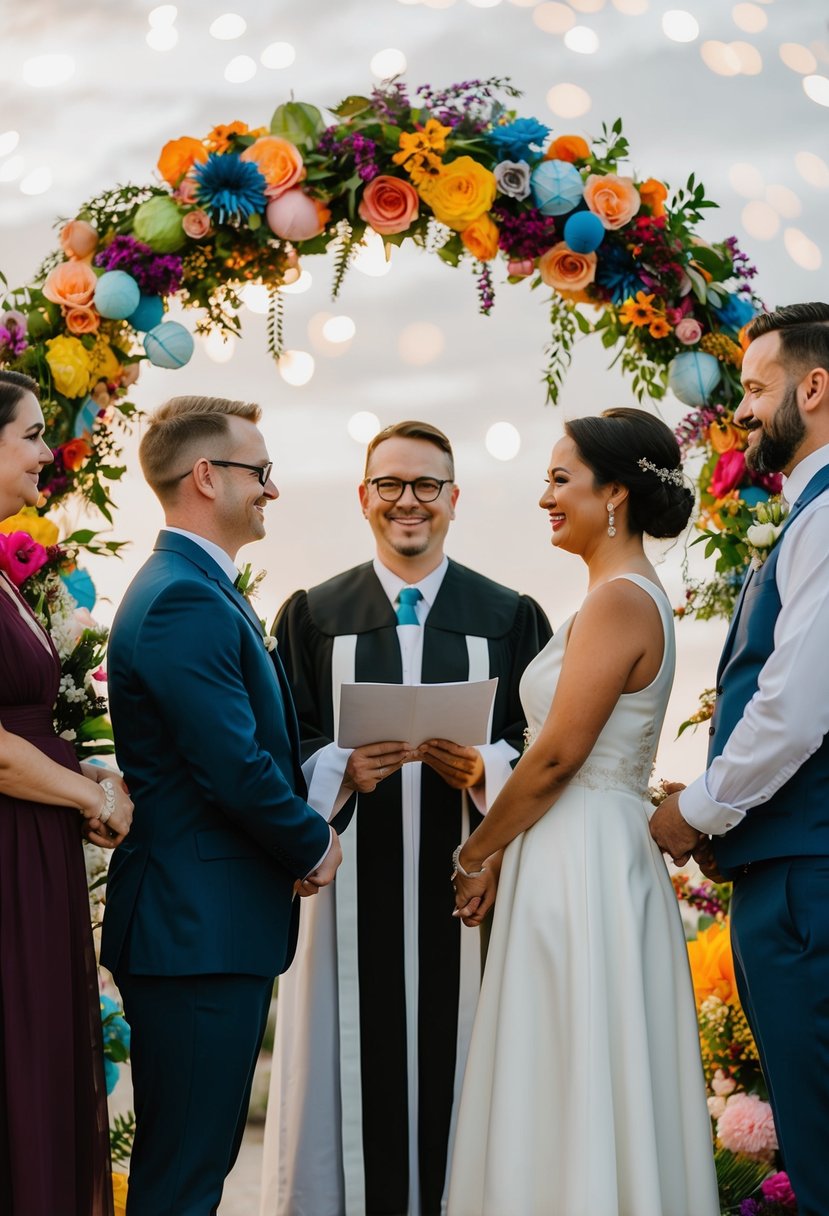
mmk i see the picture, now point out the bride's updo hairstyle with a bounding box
[565,407,694,539]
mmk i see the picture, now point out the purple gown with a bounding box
[0,577,113,1215]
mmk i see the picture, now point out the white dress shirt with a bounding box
[682,443,829,836]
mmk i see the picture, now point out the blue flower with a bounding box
[193,153,267,225]
[712,292,756,335]
[487,117,550,161]
[594,243,646,303]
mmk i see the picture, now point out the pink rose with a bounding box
[0,532,49,586]
[265,189,331,242]
[761,1172,796,1207]
[175,176,199,205]
[120,362,141,388]
[182,209,212,240]
[583,173,640,230]
[507,258,535,278]
[716,1092,778,1159]
[675,317,703,345]
[710,449,747,497]
[358,175,419,235]
[60,219,99,261]
[711,1070,737,1097]
[538,241,597,293]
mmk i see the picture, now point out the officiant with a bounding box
[259,420,551,1216]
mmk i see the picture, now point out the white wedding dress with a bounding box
[447,575,719,1216]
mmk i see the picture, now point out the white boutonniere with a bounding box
[745,497,788,569]
[235,562,267,599]
[263,632,278,652]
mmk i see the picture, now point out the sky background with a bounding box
[1,0,827,780]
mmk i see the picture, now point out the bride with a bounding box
[447,408,719,1216]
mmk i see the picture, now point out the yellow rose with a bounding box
[0,509,59,546]
[461,214,500,261]
[88,335,122,385]
[687,921,739,1008]
[45,335,92,399]
[419,156,497,231]
[112,1171,129,1216]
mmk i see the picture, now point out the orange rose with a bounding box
[43,261,97,309]
[545,135,590,164]
[538,241,597,293]
[687,922,739,1008]
[708,421,746,454]
[157,137,208,188]
[59,438,92,472]
[461,214,500,261]
[241,137,304,199]
[358,175,420,235]
[583,173,641,230]
[639,177,668,218]
[60,220,99,261]
[64,306,101,335]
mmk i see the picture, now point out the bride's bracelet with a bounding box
[451,844,487,880]
[97,778,116,825]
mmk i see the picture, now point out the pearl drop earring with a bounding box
[607,502,616,538]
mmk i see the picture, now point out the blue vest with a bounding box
[710,463,829,871]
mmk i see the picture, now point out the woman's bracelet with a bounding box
[451,844,487,880]
[97,778,116,825]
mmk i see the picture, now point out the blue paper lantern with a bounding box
[741,486,769,508]
[531,159,584,217]
[127,294,165,332]
[668,351,722,406]
[61,567,97,611]
[72,395,100,439]
[563,210,605,254]
[94,270,141,320]
[143,321,194,369]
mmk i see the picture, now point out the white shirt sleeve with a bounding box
[302,742,355,823]
[466,739,520,815]
[681,502,829,836]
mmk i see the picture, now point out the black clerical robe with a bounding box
[262,560,551,1216]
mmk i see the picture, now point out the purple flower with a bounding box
[492,203,557,260]
[476,262,495,316]
[0,309,29,357]
[95,235,183,297]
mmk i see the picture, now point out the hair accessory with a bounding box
[637,457,685,487]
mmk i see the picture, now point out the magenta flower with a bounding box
[710,449,747,498]
[760,1172,796,1207]
[0,532,49,587]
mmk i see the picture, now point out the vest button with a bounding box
[708,726,716,736]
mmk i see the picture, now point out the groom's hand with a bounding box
[296,829,343,896]
[649,790,703,866]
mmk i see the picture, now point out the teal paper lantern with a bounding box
[668,351,722,406]
[61,567,96,611]
[127,294,165,332]
[94,270,141,320]
[72,395,99,438]
[531,159,584,217]
[563,210,605,254]
[143,321,194,369]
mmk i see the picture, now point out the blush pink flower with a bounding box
[0,532,49,586]
[716,1092,778,1160]
[675,317,703,345]
[182,209,212,239]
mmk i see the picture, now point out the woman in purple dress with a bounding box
[0,370,133,1215]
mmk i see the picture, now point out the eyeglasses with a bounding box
[366,477,452,503]
[176,459,274,487]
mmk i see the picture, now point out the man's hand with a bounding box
[296,829,343,896]
[343,742,414,794]
[649,790,703,865]
[417,740,484,790]
[692,838,728,883]
[453,851,502,926]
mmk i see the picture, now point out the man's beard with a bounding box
[745,382,805,474]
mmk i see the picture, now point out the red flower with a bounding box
[0,532,49,587]
[710,449,747,498]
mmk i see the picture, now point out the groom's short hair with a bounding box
[747,302,829,377]
[140,394,261,503]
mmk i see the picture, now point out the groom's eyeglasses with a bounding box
[176,460,274,487]
[366,477,452,503]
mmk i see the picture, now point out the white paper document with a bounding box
[336,678,499,749]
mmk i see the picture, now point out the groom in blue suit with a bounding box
[102,394,340,1216]
[651,303,829,1216]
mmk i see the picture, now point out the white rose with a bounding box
[746,522,781,548]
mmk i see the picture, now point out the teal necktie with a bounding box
[396,586,422,625]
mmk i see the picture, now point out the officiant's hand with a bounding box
[649,789,702,865]
[417,740,484,790]
[343,742,415,793]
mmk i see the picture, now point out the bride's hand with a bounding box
[81,775,133,848]
[453,852,502,927]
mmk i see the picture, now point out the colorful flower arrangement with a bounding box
[675,874,797,1212]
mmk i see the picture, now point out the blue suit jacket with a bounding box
[100,531,332,979]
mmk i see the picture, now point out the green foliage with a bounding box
[109,1111,136,1165]
[715,1148,773,1212]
